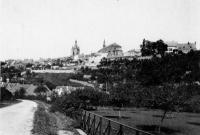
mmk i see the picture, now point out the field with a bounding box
[34,73,85,87]
[32,69,75,73]
[90,107,200,135]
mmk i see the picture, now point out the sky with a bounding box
[0,0,200,60]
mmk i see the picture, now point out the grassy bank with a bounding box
[32,102,57,135]
[32,101,80,135]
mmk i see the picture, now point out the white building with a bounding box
[53,86,84,96]
[98,40,123,58]
[84,53,107,68]
[165,41,197,53]
[124,49,141,57]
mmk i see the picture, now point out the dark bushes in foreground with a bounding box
[50,83,200,117]
[0,87,13,101]
[50,88,109,117]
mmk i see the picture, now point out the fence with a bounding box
[80,110,155,135]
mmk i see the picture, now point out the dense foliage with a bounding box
[1,65,23,82]
[14,87,26,98]
[0,87,13,101]
[50,88,110,114]
[94,50,200,86]
[140,39,168,57]
[77,51,200,112]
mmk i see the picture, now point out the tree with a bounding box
[14,87,26,98]
[0,87,13,101]
[44,81,56,90]
[96,68,113,92]
[26,69,32,78]
[140,39,168,57]
[110,83,133,118]
[155,40,168,57]
[26,63,33,68]
[144,84,192,133]
[34,85,48,96]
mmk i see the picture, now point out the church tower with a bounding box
[103,39,106,48]
[71,40,80,57]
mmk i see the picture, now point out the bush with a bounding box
[45,81,56,90]
[182,96,200,113]
[50,94,82,119]
[14,87,26,98]
[50,88,110,119]
[0,87,13,101]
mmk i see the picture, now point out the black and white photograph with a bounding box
[0,0,200,135]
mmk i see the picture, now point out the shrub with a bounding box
[50,88,110,119]
[14,87,26,98]
[45,81,56,90]
[0,87,13,101]
[183,96,200,113]
[50,94,82,119]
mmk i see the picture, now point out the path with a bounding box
[0,100,37,135]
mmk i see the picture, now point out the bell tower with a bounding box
[71,40,80,57]
[103,39,106,48]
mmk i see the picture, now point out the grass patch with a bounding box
[136,125,181,135]
[28,73,85,87]
[187,122,200,126]
[32,102,58,135]
[53,112,80,135]
[0,100,21,108]
[32,101,80,135]
[93,107,200,135]
[104,115,130,119]
[152,114,175,119]
[37,73,77,86]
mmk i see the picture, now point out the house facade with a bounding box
[124,49,141,57]
[165,41,197,53]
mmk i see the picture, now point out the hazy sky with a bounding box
[1,0,200,60]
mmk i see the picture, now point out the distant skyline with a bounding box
[1,0,200,60]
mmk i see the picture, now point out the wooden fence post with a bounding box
[117,125,123,135]
[107,120,111,135]
[92,115,96,135]
[83,111,86,130]
[87,113,91,133]
[99,117,102,135]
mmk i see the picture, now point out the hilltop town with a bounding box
[1,0,200,135]
[0,39,197,77]
[1,39,200,135]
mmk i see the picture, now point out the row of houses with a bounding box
[2,39,196,73]
[75,39,197,68]
[166,41,197,53]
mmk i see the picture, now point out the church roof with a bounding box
[98,43,122,53]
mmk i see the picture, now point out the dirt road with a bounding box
[0,100,37,135]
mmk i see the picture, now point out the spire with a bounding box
[75,40,77,47]
[103,39,106,48]
[72,40,80,57]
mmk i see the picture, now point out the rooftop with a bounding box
[98,43,122,53]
